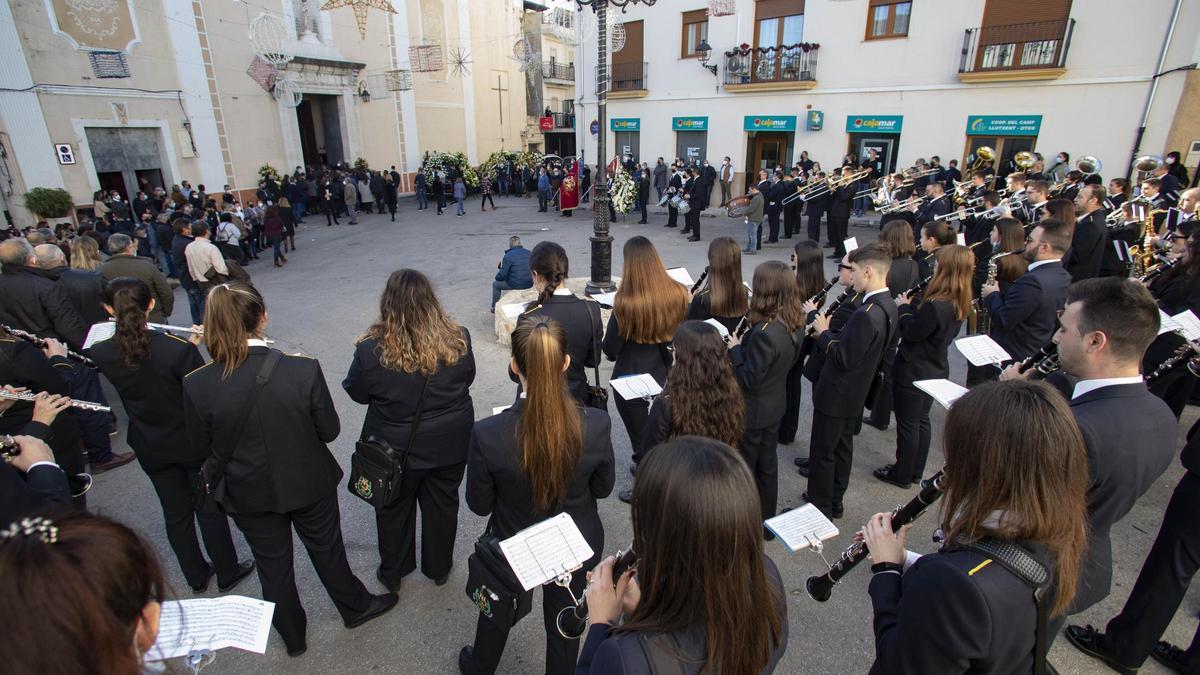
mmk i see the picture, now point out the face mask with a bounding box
[1166,157,1176,164]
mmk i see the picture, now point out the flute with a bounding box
[0,390,111,412]
[2,324,94,366]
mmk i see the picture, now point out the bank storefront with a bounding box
[846,115,904,174]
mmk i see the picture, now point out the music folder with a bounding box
[914,379,970,409]
[954,335,1012,367]
[500,512,594,591]
[665,267,694,287]
[610,374,662,401]
[764,505,839,553]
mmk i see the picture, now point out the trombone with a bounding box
[788,168,872,204]
[879,194,925,214]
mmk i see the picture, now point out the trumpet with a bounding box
[0,389,111,412]
[806,471,945,602]
[2,434,93,498]
[555,547,637,639]
[878,195,925,214]
[2,324,94,367]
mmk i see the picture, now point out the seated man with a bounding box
[491,236,533,311]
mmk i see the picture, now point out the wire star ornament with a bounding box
[320,0,396,40]
[449,48,472,77]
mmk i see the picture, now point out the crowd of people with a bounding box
[2,143,1200,675]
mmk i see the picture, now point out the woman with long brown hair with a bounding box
[603,236,688,471]
[687,236,750,333]
[578,437,788,674]
[863,379,1088,673]
[461,318,614,675]
[879,219,920,292]
[729,260,803,530]
[184,282,396,656]
[967,216,1030,387]
[343,269,475,590]
[874,244,973,488]
[779,240,826,445]
[1044,197,1076,227]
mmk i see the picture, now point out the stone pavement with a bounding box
[87,196,1197,673]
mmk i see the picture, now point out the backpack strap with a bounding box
[964,540,1051,675]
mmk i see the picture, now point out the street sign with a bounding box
[590,120,599,135]
[55,143,76,165]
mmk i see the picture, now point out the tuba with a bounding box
[1076,156,1102,177]
[969,146,995,173]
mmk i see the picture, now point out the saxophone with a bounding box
[973,248,1020,335]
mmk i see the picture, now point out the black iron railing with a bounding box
[959,19,1074,73]
[603,62,648,92]
[723,43,819,86]
[552,112,575,129]
[542,7,574,31]
[542,61,575,81]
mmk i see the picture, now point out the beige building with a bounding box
[0,0,528,227]
[533,4,578,158]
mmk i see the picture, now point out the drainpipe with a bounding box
[1126,0,1184,181]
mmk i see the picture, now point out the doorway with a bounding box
[748,132,791,174]
[296,94,344,167]
[614,131,640,163]
[848,134,898,174]
[85,127,169,200]
[963,136,1037,184]
[97,172,127,201]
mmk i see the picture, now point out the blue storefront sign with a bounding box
[744,115,796,132]
[806,110,824,131]
[610,118,640,131]
[672,116,708,131]
[846,115,903,134]
[966,115,1043,136]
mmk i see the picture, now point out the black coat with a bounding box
[766,181,788,215]
[829,183,855,218]
[603,314,673,384]
[805,192,830,218]
[1064,210,1106,281]
[57,268,108,328]
[982,261,1070,362]
[89,332,204,466]
[183,347,342,514]
[731,320,801,430]
[0,338,81,474]
[640,395,672,452]
[804,291,861,383]
[0,420,71,523]
[519,295,603,403]
[465,399,614,548]
[813,291,897,416]
[894,299,962,383]
[915,195,952,224]
[171,235,197,291]
[686,288,747,334]
[342,331,476,470]
[0,265,87,350]
[1069,382,1176,612]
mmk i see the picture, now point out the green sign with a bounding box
[966,115,1043,136]
[744,115,796,132]
[672,116,708,131]
[845,115,903,134]
[806,110,824,131]
[610,118,640,131]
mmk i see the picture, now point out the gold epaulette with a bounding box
[184,362,213,378]
[164,332,191,344]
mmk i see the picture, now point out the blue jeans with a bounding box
[292,201,305,223]
[456,197,465,215]
[492,280,512,308]
[157,246,178,278]
[853,181,870,213]
[63,365,113,463]
[416,188,427,209]
[186,286,205,324]
[745,218,761,251]
[270,235,283,262]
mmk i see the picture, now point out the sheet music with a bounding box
[1172,310,1200,341]
[665,267,694,287]
[956,232,967,246]
[1160,310,1182,335]
[844,237,859,253]
[610,374,662,400]
[492,405,512,415]
[954,335,1012,366]
[499,303,527,320]
[764,504,839,553]
[590,291,617,307]
[1114,240,1131,262]
[914,379,970,409]
[500,512,595,591]
[83,321,117,349]
[703,318,730,338]
[146,596,275,661]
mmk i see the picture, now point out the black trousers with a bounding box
[613,392,650,464]
[757,222,764,250]
[783,208,798,238]
[891,378,935,484]
[807,410,856,513]
[830,216,850,255]
[807,214,822,243]
[375,462,465,584]
[231,492,372,651]
[684,208,701,238]
[143,461,240,589]
[667,204,678,227]
[638,198,647,223]
[466,550,599,674]
[766,209,781,242]
[1100,471,1200,669]
[325,202,340,225]
[779,357,807,444]
[739,424,781,523]
[481,193,495,209]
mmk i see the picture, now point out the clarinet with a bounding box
[1,324,94,367]
[1137,256,1178,284]
[556,547,637,639]
[1017,341,1060,379]
[690,268,709,294]
[806,472,946,602]
[808,278,837,307]
[806,288,854,334]
[1146,342,1200,385]
[900,275,933,303]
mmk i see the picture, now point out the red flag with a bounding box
[560,161,580,212]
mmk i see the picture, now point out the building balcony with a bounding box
[723,44,818,93]
[958,19,1074,83]
[600,62,648,99]
[542,61,575,82]
[552,112,575,129]
[541,7,574,32]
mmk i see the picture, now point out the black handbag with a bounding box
[465,531,532,627]
[192,349,282,514]
[584,300,609,411]
[346,376,429,508]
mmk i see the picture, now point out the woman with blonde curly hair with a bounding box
[342,268,475,590]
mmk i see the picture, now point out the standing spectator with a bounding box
[370,171,385,214]
[415,171,428,210]
[701,158,718,208]
[480,174,495,212]
[184,222,229,295]
[453,177,466,217]
[171,219,203,324]
[62,237,108,327]
[653,157,667,202]
[719,156,734,206]
[213,213,245,264]
[262,205,287,267]
[537,168,551,212]
[637,165,650,224]
[491,236,532,311]
[432,173,445,215]
[323,177,341,226]
[383,176,398,221]
[343,178,359,225]
[99,233,174,323]
[277,197,296,253]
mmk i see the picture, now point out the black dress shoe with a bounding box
[793,457,809,467]
[865,419,890,431]
[873,467,912,490]
[618,488,633,504]
[831,504,844,519]
[376,566,402,593]
[1151,640,1193,673]
[688,236,700,242]
[287,644,308,657]
[217,559,256,592]
[797,465,810,477]
[435,572,450,586]
[628,463,637,476]
[458,646,475,674]
[190,569,213,593]
[763,526,776,541]
[344,592,399,629]
[1064,625,1137,675]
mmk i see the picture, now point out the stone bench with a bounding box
[493,276,621,346]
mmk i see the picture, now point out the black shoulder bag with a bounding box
[347,376,430,508]
[584,300,609,411]
[465,528,533,628]
[192,349,282,514]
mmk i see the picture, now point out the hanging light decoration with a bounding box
[249,13,292,67]
[273,78,303,107]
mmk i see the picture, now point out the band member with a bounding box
[875,245,972,488]
[1066,184,1108,281]
[687,237,749,334]
[1101,197,1141,278]
[728,261,803,528]
[862,380,1088,673]
[783,167,802,238]
[1145,231,1200,417]
[1151,163,1181,207]
[981,219,1072,362]
[829,169,856,259]
[879,173,915,229]
[967,218,1031,387]
[1006,171,1028,203]
[603,237,688,470]
[461,318,614,675]
[781,241,827,445]
[576,438,787,674]
[765,170,788,243]
[342,270,475,591]
[683,167,704,242]
[184,283,396,656]
[1059,169,1084,201]
[805,245,898,517]
[1023,180,1051,224]
[961,191,1003,256]
[1108,177,1131,210]
[665,164,683,228]
[916,221,956,281]
[89,278,253,593]
[805,172,831,244]
[1044,197,1076,227]
[912,183,951,233]
[865,222,923,431]
[1003,278,1176,639]
[1141,177,1171,211]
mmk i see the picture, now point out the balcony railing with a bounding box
[552,112,575,129]
[542,7,574,31]
[723,44,818,87]
[959,19,1074,74]
[542,61,575,82]
[600,62,648,93]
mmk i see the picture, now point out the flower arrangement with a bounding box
[610,165,636,214]
[257,163,281,183]
[353,157,370,171]
[420,151,480,190]
[477,150,544,179]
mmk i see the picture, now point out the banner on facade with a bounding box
[846,115,903,134]
[966,115,1043,136]
[539,117,554,131]
[610,118,640,131]
[672,117,708,131]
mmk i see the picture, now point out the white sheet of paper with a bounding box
[956,232,967,246]
[590,291,617,307]
[83,321,117,349]
[610,373,663,400]
[665,267,694,287]
[492,405,512,415]
[764,504,840,553]
[703,318,730,338]
[1160,310,1183,335]
[1172,310,1200,341]
[146,596,275,661]
[844,237,858,253]
[499,303,526,320]
[954,335,1012,366]
[500,512,595,591]
[914,379,971,409]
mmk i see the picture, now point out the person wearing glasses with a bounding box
[980,220,1072,364]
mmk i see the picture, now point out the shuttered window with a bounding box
[975,0,1072,69]
[681,9,708,58]
[866,1,911,40]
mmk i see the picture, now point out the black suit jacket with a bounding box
[916,195,952,224]
[813,291,898,416]
[0,265,87,350]
[89,331,204,466]
[0,338,82,472]
[731,320,801,430]
[804,291,860,383]
[343,330,476,470]
[466,400,614,549]
[517,296,602,403]
[1064,210,1106,281]
[183,347,342,514]
[766,181,788,215]
[1069,382,1176,612]
[829,184,855,218]
[983,260,1070,361]
[894,299,962,383]
[0,460,71,524]
[888,257,920,295]
[603,314,673,384]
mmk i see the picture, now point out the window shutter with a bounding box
[981,0,1070,26]
[682,9,707,24]
[612,19,644,65]
[756,0,804,21]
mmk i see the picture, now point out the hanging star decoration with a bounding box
[320,0,395,40]
[450,48,472,78]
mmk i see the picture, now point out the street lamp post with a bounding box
[575,0,657,295]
